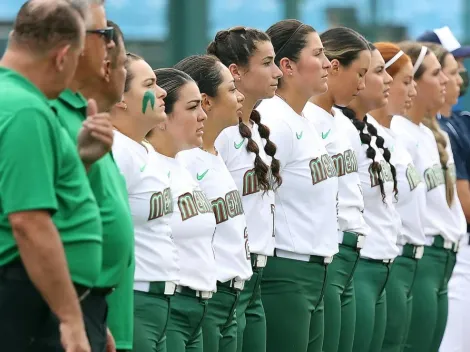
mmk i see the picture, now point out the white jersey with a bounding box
[112,131,178,283]
[391,116,459,242]
[443,131,466,243]
[369,117,426,246]
[176,148,252,283]
[215,124,275,256]
[333,110,399,260]
[304,102,370,241]
[256,96,339,257]
[164,156,217,292]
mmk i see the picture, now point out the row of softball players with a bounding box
[106,20,465,352]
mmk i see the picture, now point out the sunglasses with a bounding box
[86,27,114,43]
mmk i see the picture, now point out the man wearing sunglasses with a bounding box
[30,1,133,352]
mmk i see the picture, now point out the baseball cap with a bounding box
[416,26,470,58]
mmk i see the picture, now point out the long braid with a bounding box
[250,110,282,190]
[422,115,454,206]
[337,106,387,202]
[208,27,282,193]
[363,115,399,200]
[238,115,270,193]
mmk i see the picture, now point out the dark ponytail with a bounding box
[337,106,398,202]
[208,26,282,191]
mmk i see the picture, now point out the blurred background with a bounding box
[1,0,470,109]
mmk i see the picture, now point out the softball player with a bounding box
[110,53,178,352]
[305,27,371,352]
[208,27,282,352]
[334,43,401,352]
[145,68,216,352]
[433,39,470,352]
[175,55,252,352]
[391,42,460,352]
[369,42,426,352]
[257,19,338,352]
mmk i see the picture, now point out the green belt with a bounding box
[401,243,424,259]
[342,231,361,249]
[144,281,176,296]
[432,235,458,252]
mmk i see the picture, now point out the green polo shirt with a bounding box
[50,89,133,288]
[0,67,102,287]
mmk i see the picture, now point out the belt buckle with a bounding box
[199,291,213,299]
[256,255,267,268]
[164,282,176,295]
[414,245,424,259]
[356,234,366,249]
[324,256,333,264]
[78,289,90,302]
[383,258,394,264]
[444,240,453,250]
[233,280,245,291]
[453,242,459,253]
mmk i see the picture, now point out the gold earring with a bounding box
[123,103,128,111]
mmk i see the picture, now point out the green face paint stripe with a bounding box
[142,90,156,114]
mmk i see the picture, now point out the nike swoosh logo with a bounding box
[168,171,171,178]
[296,131,303,140]
[140,165,146,172]
[321,129,331,139]
[197,169,209,181]
[234,139,245,149]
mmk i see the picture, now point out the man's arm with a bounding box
[9,210,84,324]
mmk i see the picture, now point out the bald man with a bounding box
[0,0,108,351]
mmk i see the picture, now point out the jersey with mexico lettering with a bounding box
[333,109,400,260]
[112,131,178,284]
[391,116,456,242]
[256,96,339,257]
[369,116,426,247]
[304,102,370,241]
[442,131,466,243]
[177,148,252,283]
[215,124,275,256]
[164,155,217,292]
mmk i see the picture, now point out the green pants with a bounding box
[235,266,266,352]
[261,255,328,352]
[133,290,171,352]
[382,254,418,352]
[404,246,457,352]
[202,284,240,352]
[107,259,134,350]
[352,258,391,352]
[323,244,360,352]
[166,288,208,352]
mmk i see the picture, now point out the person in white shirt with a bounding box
[368,42,426,352]
[304,26,371,352]
[334,43,401,352]
[109,53,177,352]
[207,26,282,352]
[413,42,465,352]
[391,42,456,352]
[256,19,338,352]
[144,68,216,352]
[174,55,251,352]
[426,41,470,352]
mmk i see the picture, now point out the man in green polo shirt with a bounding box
[30,2,134,351]
[80,20,135,352]
[0,1,110,351]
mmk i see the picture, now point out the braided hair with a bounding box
[337,106,399,202]
[207,26,281,191]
